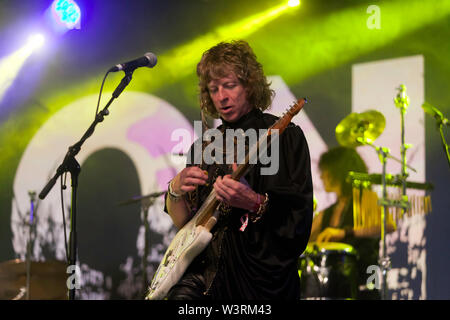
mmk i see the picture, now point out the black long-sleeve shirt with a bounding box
[167,107,313,299]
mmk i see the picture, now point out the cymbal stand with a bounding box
[140,197,155,298]
[359,139,409,300]
[25,191,37,300]
[394,84,411,215]
[117,191,166,297]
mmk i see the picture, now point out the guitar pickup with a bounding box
[163,249,173,266]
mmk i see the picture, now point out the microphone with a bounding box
[422,102,449,126]
[109,52,157,72]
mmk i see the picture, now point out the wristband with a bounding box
[168,179,182,202]
[250,193,269,223]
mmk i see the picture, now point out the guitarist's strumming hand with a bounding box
[168,166,208,229]
[214,163,264,212]
[171,166,208,195]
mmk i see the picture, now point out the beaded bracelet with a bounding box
[250,193,269,223]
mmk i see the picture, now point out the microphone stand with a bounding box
[422,102,450,168]
[436,118,450,169]
[38,69,135,300]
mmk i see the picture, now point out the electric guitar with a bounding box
[146,98,307,299]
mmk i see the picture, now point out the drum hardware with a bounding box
[25,191,37,300]
[298,254,324,298]
[347,142,428,300]
[394,85,413,231]
[335,109,386,148]
[336,107,408,299]
[354,137,399,300]
[0,259,67,300]
[348,172,433,191]
[337,85,433,300]
[349,172,432,228]
[5,192,70,300]
[118,190,166,298]
[299,242,358,300]
[117,191,166,207]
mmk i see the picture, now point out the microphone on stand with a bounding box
[109,52,157,72]
[422,102,449,126]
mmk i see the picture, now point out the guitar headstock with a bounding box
[287,97,307,116]
[272,97,308,132]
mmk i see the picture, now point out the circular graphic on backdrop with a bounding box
[11,91,195,298]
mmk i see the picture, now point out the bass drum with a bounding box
[298,242,358,300]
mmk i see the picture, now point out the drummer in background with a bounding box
[309,146,394,299]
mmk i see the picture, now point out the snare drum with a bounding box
[298,242,358,300]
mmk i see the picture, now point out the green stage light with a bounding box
[0,1,299,171]
[253,0,450,86]
[38,1,297,110]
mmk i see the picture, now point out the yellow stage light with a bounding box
[0,34,45,102]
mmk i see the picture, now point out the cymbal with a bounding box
[118,190,166,206]
[335,109,386,147]
[0,259,67,300]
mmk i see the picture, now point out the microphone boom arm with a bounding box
[422,102,450,169]
[39,71,133,200]
[438,121,450,169]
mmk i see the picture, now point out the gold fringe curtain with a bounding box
[352,185,432,230]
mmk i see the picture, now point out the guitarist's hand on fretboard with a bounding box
[214,163,260,212]
[167,166,209,229]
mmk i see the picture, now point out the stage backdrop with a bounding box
[0,0,449,299]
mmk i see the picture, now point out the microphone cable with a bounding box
[94,70,111,119]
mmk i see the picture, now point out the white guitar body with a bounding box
[146,195,219,300]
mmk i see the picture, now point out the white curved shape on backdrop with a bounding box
[11,91,193,261]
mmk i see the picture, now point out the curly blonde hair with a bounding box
[197,40,274,118]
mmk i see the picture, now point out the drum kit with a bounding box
[0,192,68,300]
[299,85,434,300]
[298,242,359,299]
[0,260,67,300]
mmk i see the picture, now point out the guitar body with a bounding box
[146,216,214,300]
[146,98,307,300]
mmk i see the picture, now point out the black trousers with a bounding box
[166,272,209,300]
